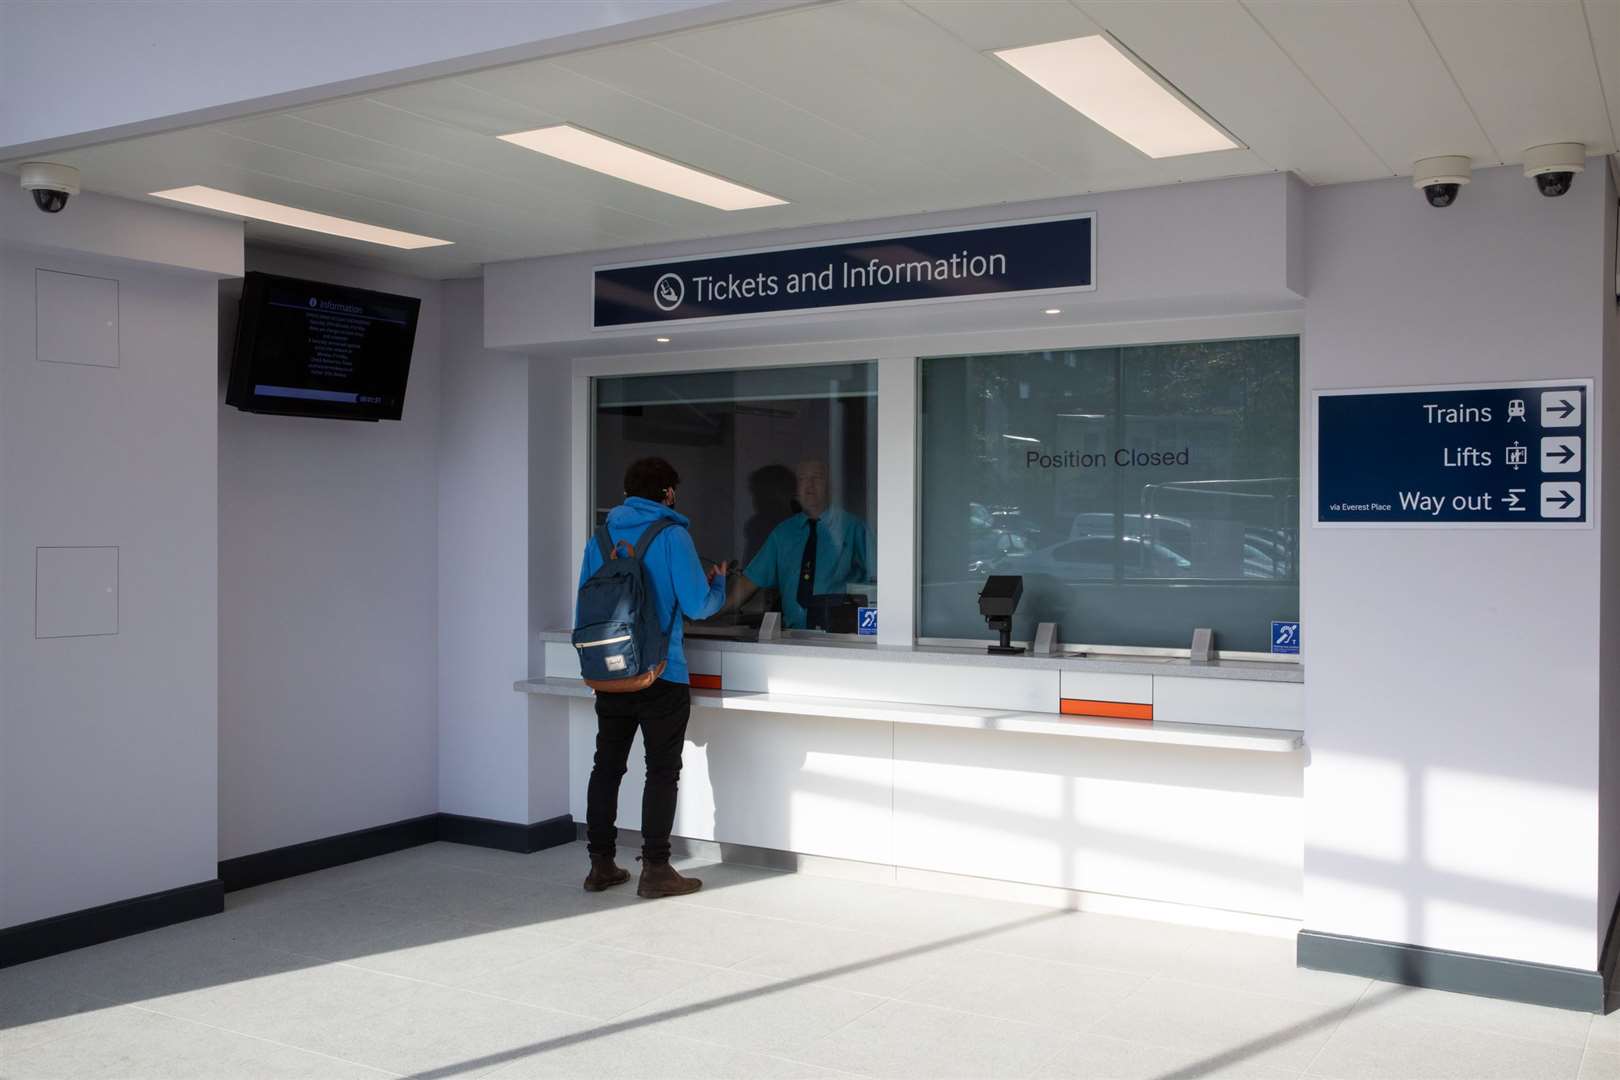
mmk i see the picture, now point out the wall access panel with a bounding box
[36,269,118,368]
[35,546,118,638]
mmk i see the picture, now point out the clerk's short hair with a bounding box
[624,457,680,501]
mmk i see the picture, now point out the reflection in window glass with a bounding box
[919,338,1299,652]
[593,363,876,634]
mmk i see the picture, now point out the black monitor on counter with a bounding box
[226,271,419,421]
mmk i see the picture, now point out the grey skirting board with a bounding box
[3,811,575,971]
[1297,929,1607,1013]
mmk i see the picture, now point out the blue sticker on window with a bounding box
[857,607,878,636]
[1271,621,1300,655]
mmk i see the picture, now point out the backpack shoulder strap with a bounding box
[633,518,677,560]
[593,525,615,562]
[634,518,684,636]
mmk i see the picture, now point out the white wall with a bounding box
[217,249,439,860]
[527,353,575,825]
[0,0,774,158]
[1301,163,1610,971]
[0,186,240,279]
[1,187,236,926]
[485,172,1305,359]
[437,277,535,824]
[1600,163,1620,952]
[529,357,576,669]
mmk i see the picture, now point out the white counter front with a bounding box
[520,631,1307,929]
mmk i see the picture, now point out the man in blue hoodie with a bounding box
[576,457,726,898]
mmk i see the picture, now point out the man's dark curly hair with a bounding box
[624,457,680,502]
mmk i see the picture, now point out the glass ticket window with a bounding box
[593,363,877,635]
[919,338,1299,653]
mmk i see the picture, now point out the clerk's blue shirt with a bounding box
[744,508,872,629]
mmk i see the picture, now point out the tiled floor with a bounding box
[1,841,1615,1079]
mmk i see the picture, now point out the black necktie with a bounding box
[797,518,818,611]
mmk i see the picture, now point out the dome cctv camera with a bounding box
[1412,156,1471,208]
[1522,143,1585,197]
[19,162,79,213]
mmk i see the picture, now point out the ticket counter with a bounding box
[522,629,1305,931]
[494,164,1616,1010]
[499,173,1311,931]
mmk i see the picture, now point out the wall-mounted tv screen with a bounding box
[226,271,420,421]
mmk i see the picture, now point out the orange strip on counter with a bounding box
[689,673,722,690]
[1059,698,1153,721]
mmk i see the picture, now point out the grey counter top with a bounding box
[537,629,1303,684]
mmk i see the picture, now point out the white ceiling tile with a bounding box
[303,92,723,230]
[456,57,868,212]
[358,61,1030,249]
[907,0,1239,189]
[551,40,916,195]
[660,1,1075,200]
[59,128,599,273]
[1413,0,1615,158]
[218,109,661,242]
[1154,147,1276,186]
[906,0,1098,51]
[366,76,565,136]
[1578,0,1620,153]
[18,0,1613,278]
[195,132,620,248]
[1244,0,1498,171]
[295,91,871,253]
[217,175,467,244]
[227,214,535,277]
[42,129,226,194]
[1076,0,1392,183]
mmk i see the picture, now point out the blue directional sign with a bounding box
[1317,381,1591,525]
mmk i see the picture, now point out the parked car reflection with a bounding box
[984,534,1192,579]
[960,502,1297,583]
[967,501,1040,574]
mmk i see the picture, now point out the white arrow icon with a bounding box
[1504,489,1526,511]
[1540,481,1581,519]
[1540,391,1581,428]
[1540,436,1580,473]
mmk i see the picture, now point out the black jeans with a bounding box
[586,679,691,864]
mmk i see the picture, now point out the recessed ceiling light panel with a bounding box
[149,186,452,249]
[498,124,786,211]
[994,35,1240,159]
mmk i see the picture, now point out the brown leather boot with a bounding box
[583,854,630,892]
[636,858,702,898]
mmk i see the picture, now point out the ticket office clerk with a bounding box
[724,459,873,630]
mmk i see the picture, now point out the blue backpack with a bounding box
[572,519,676,692]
